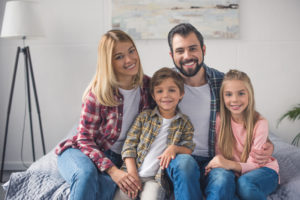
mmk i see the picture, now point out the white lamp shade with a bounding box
[1,0,44,38]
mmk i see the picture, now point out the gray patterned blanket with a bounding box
[2,128,300,200]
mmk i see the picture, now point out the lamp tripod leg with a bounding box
[26,47,46,155]
[23,47,36,162]
[0,47,21,183]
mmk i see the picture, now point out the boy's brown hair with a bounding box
[150,67,184,95]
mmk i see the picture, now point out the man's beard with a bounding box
[174,57,204,77]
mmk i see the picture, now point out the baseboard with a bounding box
[1,161,33,171]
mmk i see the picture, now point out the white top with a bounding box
[179,84,211,157]
[138,116,175,177]
[110,87,141,154]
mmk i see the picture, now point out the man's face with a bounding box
[170,32,205,77]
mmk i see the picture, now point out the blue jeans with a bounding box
[193,155,237,200]
[236,167,278,200]
[166,155,236,200]
[57,148,122,200]
[166,154,201,200]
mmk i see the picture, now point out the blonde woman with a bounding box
[205,69,279,200]
[55,30,154,200]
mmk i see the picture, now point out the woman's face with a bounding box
[112,41,140,82]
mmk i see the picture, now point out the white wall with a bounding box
[1,0,300,169]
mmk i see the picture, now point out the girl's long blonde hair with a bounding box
[218,69,259,162]
[82,30,144,106]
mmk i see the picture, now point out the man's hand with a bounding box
[251,140,274,166]
[107,166,141,198]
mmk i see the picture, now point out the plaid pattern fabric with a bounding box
[55,75,154,172]
[203,64,224,157]
[121,107,195,188]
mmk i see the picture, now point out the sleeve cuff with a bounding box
[121,150,137,160]
[239,162,259,174]
[98,157,114,172]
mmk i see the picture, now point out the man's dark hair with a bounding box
[168,23,204,54]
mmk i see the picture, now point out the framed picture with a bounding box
[112,0,239,40]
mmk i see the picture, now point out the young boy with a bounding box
[114,67,195,200]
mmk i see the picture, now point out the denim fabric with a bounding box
[167,155,237,200]
[236,167,279,200]
[191,155,236,200]
[205,168,237,200]
[57,148,122,200]
[166,154,201,200]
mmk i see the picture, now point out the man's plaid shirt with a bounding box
[202,64,224,157]
[121,107,195,188]
[55,75,154,172]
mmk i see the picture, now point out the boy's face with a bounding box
[152,78,183,118]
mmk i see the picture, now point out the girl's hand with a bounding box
[205,155,241,175]
[107,166,141,196]
[158,145,177,169]
[205,155,231,175]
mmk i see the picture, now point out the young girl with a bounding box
[55,30,154,200]
[114,67,195,200]
[205,69,279,200]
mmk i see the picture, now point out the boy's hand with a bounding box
[158,145,177,169]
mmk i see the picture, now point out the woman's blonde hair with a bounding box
[218,69,259,162]
[82,30,144,106]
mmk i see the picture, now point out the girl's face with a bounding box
[112,41,140,81]
[223,80,249,122]
[153,78,183,119]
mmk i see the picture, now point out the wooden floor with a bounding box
[0,171,18,200]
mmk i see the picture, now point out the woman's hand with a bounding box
[127,171,142,199]
[158,145,177,169]
[107,166,141,198]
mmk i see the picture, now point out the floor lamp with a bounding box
[0,1,46,183]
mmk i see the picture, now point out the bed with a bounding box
[2,126,300,200]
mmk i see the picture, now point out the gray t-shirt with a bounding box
[179,84,211,157]
[110,87,141,154]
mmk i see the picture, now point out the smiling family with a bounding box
[55,23,279,200]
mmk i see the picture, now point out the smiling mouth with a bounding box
[183,61,195,67]
[181,58,198,68]
[230,105,242,110]
[161,100,173,104]
[124,64,135,69]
